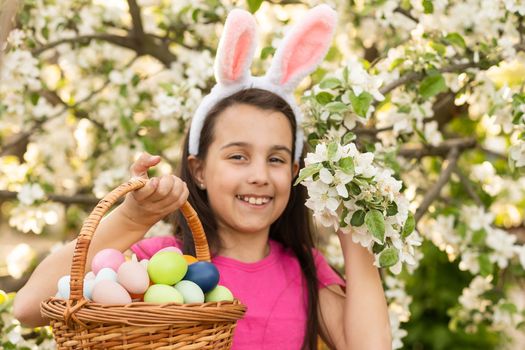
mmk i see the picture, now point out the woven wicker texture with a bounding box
[41,177,246,349]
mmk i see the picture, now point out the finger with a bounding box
[130,153,161,178]
[152,180,189,212]
[149,175,175,202]
[131,177,159,202]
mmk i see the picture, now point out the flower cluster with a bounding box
[298,141,421,274]
[450,276,525,334]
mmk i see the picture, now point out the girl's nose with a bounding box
[247,159,270,185]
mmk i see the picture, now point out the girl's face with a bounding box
[189,103,299,238]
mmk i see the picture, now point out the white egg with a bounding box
[139,259,149,269]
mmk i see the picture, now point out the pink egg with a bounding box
[91,249,125,274]
[157,246,183,255]
[92,280,132,305]
[117,261,150,294]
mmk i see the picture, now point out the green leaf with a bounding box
[349,91,373,117]
[445,33,466,49]
[339,157,354,175]
[131,74,140,87]
[140,136,159,154]
[327,141,339,160]
[402,213,415,237]
[419,73,447,99]
[351,210,366,226]
[246,0,263,13]
[339,207,349,228]
[342,132,356,144]
[373,243,385,254]
[320,77,341,89]
[398,105,411,113]
[379,247,399,268]
[349,182,361,195]
[429,41,446,56]
[500,302,518,314]
[365,210,385,243]
[422,0,434,14]
[294,164,322,185]
[471,229,487,246]
[389,58,405,71]
[120,115,135,134]
[478,254,493,277]
[326,101,349,113]
[30,92,40,106]
[315,91,333,105]
[260,46,275,60]
[387,202,398,216]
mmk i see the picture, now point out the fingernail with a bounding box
[150,177,158,187]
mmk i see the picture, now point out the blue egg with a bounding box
[57,275,70,299]
[183,262,220,293]
[83,278,96,300]
[95,267,118,283]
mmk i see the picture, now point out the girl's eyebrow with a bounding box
[220,142,292,155]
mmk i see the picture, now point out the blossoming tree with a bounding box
[1,0,525,348]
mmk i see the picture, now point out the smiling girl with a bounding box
[14,5,391,349]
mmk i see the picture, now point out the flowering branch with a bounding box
[455,169,483,207]
[398,137,476,159]
[0,190,101,205]
[378,62,479,98]
[415,148,459,223]
[127,0,145,39]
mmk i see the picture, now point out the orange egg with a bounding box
[183,255,198,265]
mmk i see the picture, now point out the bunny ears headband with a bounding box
[188,4,338,161]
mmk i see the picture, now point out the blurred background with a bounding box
[1,0,525,349]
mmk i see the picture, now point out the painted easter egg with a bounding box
[83,278,96,300]
[91,248,125,274]
[205,285,234,302]
[57,275,70,299]
[183,261,219,293]
[143,284,183,303]
[157,246,183,255]
[147,251,187,285]
[117,261,150,294]
[174,280,204,303]
[91,280,132,304]
[182,255,198,265]
[95,267,118,284]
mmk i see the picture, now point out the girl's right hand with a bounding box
[121,152,189,228]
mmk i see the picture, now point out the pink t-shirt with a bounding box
[131,236,345,349]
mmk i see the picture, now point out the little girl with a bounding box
[14,5,391,349]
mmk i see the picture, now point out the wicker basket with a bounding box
[41,177,247,349]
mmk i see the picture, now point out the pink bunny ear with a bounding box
[214,9,258,85]
[266,5,337,91]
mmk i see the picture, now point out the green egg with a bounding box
[205,285,234,302]
[143,284,183,303]
[147,251,188,285]
[174,280,205,303]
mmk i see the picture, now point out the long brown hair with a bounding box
[172,88,320,349]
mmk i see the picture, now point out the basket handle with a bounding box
[68,177,210,302]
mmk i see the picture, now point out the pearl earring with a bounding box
[199,183,205,189]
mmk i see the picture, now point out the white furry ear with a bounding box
[214,9,258,85]
[266,4,337,92]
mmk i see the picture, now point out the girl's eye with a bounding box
[269,157,285,163]
[229,154,246,160]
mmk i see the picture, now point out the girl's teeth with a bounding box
[237,195,270,205]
